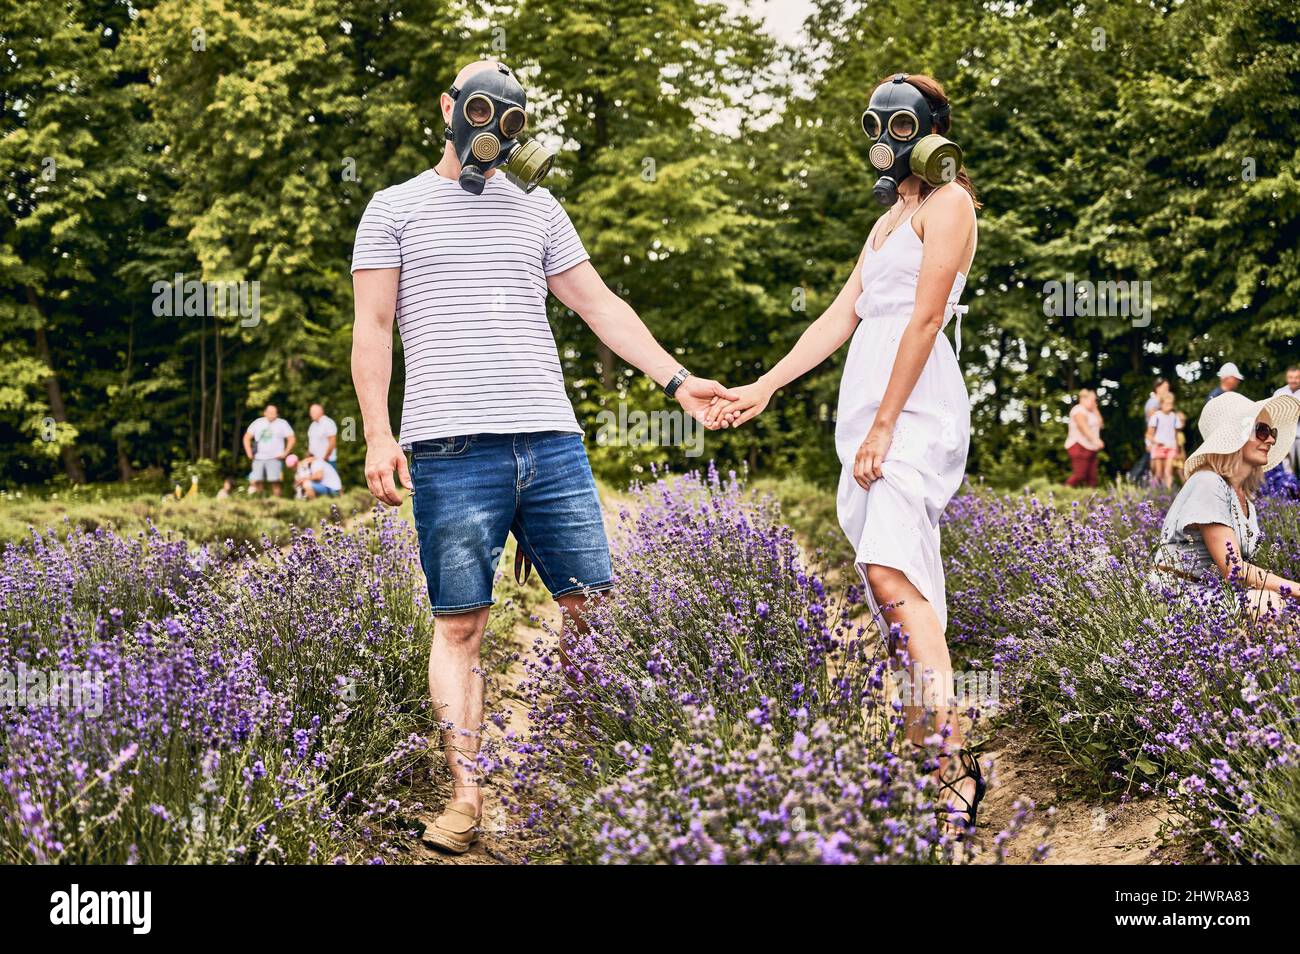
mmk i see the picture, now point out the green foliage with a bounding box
[0,485,373,547]
[2,0,1297,491]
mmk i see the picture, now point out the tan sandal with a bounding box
[422,800,481,854]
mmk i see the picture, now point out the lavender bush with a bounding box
[500,467,1029,864]
[943,485,1300,862]
[0,514,433,863]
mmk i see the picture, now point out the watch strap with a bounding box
[664,368,692,398]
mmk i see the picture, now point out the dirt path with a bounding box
[401,489,1187,866]
[972,724,1182,864]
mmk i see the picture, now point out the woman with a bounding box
[1064,389,1104,488]
[707,73,982,836]
[1154,391,1300,617]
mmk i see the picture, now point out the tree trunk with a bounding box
[117,313,135,482]
[596,341,616,389]
[116,439,134,482]
[211,319,223,459]
[199,312,208,459]
[26,287,86,483]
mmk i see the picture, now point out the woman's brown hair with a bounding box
[879,73,981,209]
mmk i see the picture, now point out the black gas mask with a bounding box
[444,63,554,195]
[861,74,964,207]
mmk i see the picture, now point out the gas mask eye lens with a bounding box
[499,107,526,139]
[888,110,918,141]
[862,109,882,139]
[463,93,495,127]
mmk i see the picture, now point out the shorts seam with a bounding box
[431,598,495,615]
[551,580,613,599]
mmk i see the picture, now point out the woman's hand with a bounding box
[853,422,894,489]
[705,381,773,428]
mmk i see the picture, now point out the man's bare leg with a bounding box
[428,605,490,813]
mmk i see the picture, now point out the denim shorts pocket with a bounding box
[412,435,475,459]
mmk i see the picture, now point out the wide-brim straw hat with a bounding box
[1186,391,1300,473]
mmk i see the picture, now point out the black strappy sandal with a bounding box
[936,748,986,838]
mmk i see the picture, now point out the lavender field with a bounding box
[2,470,1298,863]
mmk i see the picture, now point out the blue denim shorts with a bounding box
[409,431,613,614]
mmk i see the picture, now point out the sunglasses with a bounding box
[1255,422,1278,442]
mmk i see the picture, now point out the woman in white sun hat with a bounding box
[1154,390,1300,616]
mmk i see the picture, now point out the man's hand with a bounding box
[674,377,739,429]
[705,381,773,429]
[364,433,411,506]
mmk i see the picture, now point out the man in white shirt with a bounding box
[1274,366,1300,473]
[307,403,338,463]
[242,405,295,496]
[352,59,735,854]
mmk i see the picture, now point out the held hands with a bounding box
[364,433,412,506]
[674,376,741,429]
[703,381,774,429]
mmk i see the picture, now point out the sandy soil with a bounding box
[972,724,1189,864]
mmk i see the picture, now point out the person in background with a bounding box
[308,403,338,463]
[1273,365,1300,474]
[216,477,234,499]
[1065,388,1104,488]
[287,453,308,499]
[243,404,295,497]
[1130,376,1170,484]
[1206,362,1244,404]
[1172,423,1188,484]
[295,455,343,499]
[1145,391,1183,489]
[1153,391,1300,620]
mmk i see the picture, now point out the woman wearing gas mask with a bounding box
[707,73,982,837]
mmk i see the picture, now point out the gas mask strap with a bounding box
[444,86,460,141]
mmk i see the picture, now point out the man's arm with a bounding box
[242,429,254,460]
[547,261,735,423]
[351,267,409,505]
[282,433,296,458]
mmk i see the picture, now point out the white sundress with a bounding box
[835,186,975,633]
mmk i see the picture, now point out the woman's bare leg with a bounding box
[866,563,978,829]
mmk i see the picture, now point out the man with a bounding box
[307,403,338,463]
[242,404,295,497]
[295,455,342,498]
[351,60,735,854]
[1274,366,1300,473]
[1207,362,1244,403]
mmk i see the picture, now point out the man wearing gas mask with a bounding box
[350,60,736,854]
[707,73,983,839]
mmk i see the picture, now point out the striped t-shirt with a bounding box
[351,169,590,445]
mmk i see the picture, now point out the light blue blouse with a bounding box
[1154,471,1260,580]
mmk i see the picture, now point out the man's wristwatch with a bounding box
[664,367,692,399]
